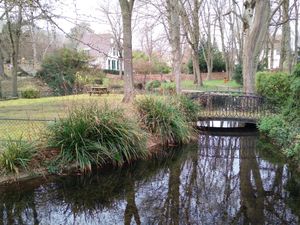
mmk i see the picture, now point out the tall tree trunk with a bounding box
[5,1,22,98]
[167,0,182,94]
[30,7,38,71]
[119,0,135,102]
[218,14,230,79]
[294,0,299,67]
[0,50,6,79]
[279,0,291,72]
[119,57,123,77]
[233,1,244,66]
[12,46,19,97]
[242,0,270,93]
[192,49,201,85]
[178,0,203,86]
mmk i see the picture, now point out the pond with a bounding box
[0,129,300,225]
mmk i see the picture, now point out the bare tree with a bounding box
[119,0,135,102]
[200,0,214,80]
[279,0,292,72]
[27,6,36,70]
[213,0,234,79]
[167,0,182,94]
[4,0,23,97]
[140,22,156,75]
[269,14,281,70]
[179,0,203,85]
[99,1,124,77]
[242,0,270,93]
[293,0,299,67]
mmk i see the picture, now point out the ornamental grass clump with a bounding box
[172,95,201,122]
[0,138,36,174]
[47,104,148,171]
[135,97,194,145]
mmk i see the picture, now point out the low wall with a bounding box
[107,72,227,83]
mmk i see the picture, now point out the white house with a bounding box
[268,37,281,70]
[78,33,122,71]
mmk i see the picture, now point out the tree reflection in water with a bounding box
[0,131,299,225]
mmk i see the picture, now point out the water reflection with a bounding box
[0,131,299,225]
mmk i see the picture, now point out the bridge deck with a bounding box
[184,91,274,122]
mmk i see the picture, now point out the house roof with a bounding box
[78,32,113,58]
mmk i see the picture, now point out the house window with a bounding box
[112,48,117,56]
[112,60,116,70]
[117,60,119,70]
[108,60,111,70]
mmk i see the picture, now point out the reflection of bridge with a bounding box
[184,91,274,123]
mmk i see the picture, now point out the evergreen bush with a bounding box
[256,71,291,107]
[37,48,89,95]
[21,88,40,99]
[146,80,161,91]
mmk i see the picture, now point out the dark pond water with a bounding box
[1,129,300,225]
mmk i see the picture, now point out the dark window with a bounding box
[112,60,116,70]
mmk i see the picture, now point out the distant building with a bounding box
[268,37,281,70]
[78,33,122,71]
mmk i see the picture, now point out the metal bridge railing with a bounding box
[185,92,275,121]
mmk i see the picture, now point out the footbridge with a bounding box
[183,90,274,123]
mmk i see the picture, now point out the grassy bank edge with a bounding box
[0,95,200,185]
[0,139,164,185]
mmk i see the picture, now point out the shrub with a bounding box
[134,82,144,90]
[258,64,300,161]
[103,69,123,75]
[161,82,176,94]
[0,138,36,174]
[47,104,148,171]
[146,80,161,91]
[258,115,289,146]
[256,71,291,106]
[37,48,89,95]
[187,44,226,73]
[135,97,193,145]
[21,88,40,99]
[172,95,201,121]
[132,50,171,74]
[283,63,300,124]
[259,115,299,158]
[232,64,243,85]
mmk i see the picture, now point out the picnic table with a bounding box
[87,86,109,96]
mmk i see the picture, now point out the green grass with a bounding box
[181,79,241,91]
[102,78,124,89]
[0,94,124,141]
[0,94,123,119]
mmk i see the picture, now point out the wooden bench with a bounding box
[87,87,109,96]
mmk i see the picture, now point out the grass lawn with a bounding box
[0,78,242,141]
[0,94,125,141]
[0,94,124,119]
[181,79,241,91]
